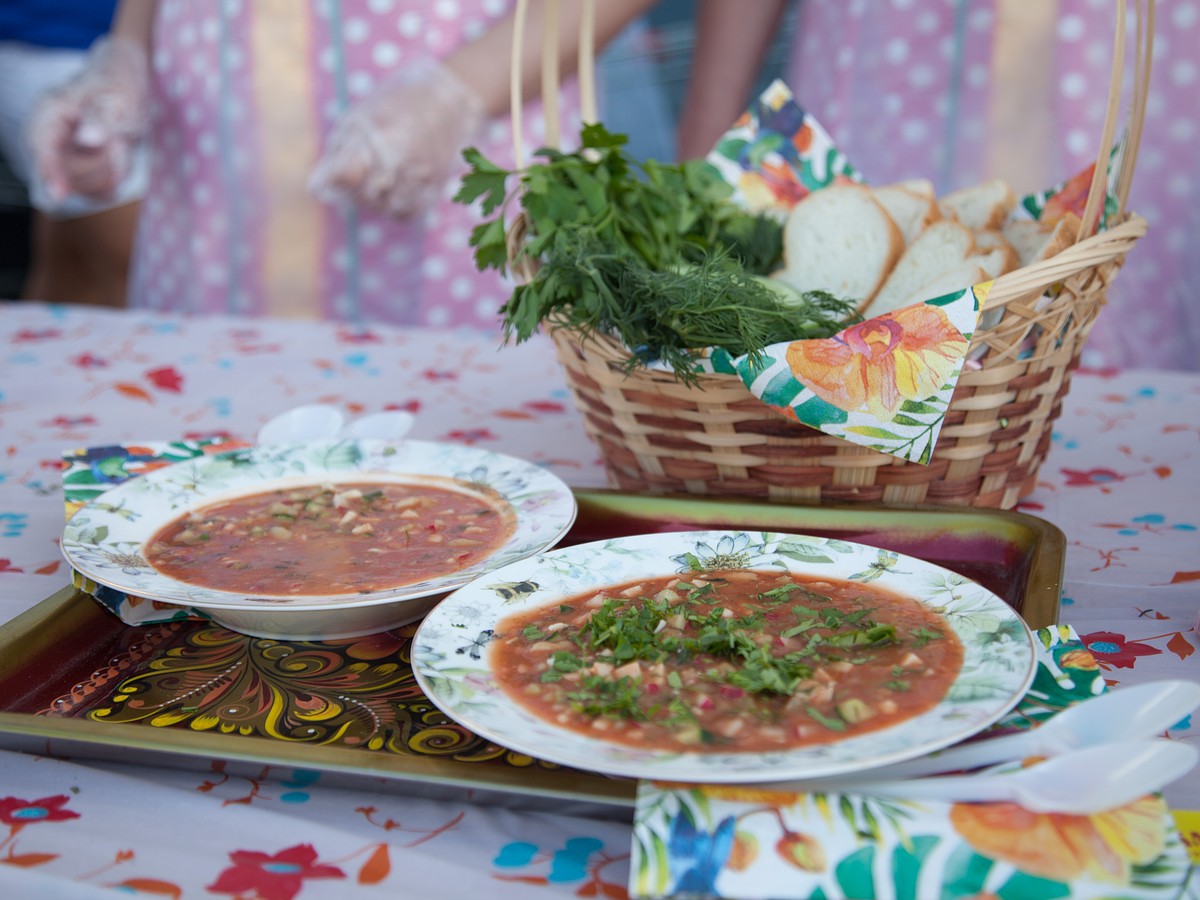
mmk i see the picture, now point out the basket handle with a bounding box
[1078,0,1153,239]
[509,0,598,169]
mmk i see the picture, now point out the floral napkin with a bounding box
[629,627,1191,900]
[692,80,1121,464]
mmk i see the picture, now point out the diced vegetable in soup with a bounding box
[492,570,963,753]
[145,480,514,595]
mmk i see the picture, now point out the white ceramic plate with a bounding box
[412,530,1037,783]
[61,440,578,639]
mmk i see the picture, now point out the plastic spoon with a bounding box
[851,678,1200,782]
[784,739,1198,814]
[340,410,416,441]
[256,404,345,445]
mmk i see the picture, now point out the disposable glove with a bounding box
[27,36,151,203]
[309,59,485,218]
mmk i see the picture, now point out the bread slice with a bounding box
[941,178,1018,232]
[862,219,975,317]
[967,245,1020,279]
[872,184,941,246]
[1001,212,1081,267]
[892,178,936,199]
[972,229,1014,253]
[889,264,988,310]
[778,184,904,310]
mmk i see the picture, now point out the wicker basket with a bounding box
[510,0,1152,509]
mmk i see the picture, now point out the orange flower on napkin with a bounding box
[948,794,1169,884]
[785,304,969,420]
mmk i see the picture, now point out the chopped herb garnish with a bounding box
[909,627,944,647]
[806,706,848,732]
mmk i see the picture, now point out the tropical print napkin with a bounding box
[693,80,1121,464]
[629,626,1191,900]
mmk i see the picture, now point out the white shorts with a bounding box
[0,40,147,218]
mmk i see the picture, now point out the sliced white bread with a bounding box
[872,184,941,246]
[1001,212,1081,267]
[940,178,1018,232]
[861,219,975,317]
[967,245,1020,280]
[892,178,936,199]
[874,245,1017,312]
[778,183,904,310]
[971,229,1015,254]
[891,263,989,309]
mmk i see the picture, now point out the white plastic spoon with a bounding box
[256,404,345,445]
[786,739,1198,814]
[340,410,416,441]
[854,678,1200,782]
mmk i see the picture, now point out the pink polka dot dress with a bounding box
[786,0,1200,371]
[131,0,579,329]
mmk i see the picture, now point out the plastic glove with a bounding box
[309,59,485,218]
[27,36,150,203]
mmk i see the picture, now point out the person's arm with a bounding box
[444,0,659,119]
[676,0,788,160]
[109,0,158,50]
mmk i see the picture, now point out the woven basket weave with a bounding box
[512,0,1152,509]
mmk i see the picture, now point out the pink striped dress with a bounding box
[131,0,578,329]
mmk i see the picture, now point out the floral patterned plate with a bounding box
[412,530,1037,783]
[60,440,578,640]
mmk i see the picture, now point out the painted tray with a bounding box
[0,490,1064,807]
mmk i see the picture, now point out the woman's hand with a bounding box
[309,59,485,218]
[27,36,151,202]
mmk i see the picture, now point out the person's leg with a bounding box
[22,201,138,306]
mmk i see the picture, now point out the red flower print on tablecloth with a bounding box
[337,327,382,344]
[69,352,108,368]
[444,428,497,445]
[145,366,183,393]
[523,400,567,414]
[1061,467,1128,489]
[43,415,97,430]
[12,328,62,342]
[1079,631,1161,669]
[207,843,344,900]
[0,795,80,836]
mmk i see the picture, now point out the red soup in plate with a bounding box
[144,479,515,596]
[492,569,963,753]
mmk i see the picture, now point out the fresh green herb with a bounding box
[884,679,911,692]
[725,645,813,695]
[454,124,859,385]
[567,675,645,720]
[806,706,848,732]
[909,627,944,647]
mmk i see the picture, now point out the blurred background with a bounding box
[0,0,796,303]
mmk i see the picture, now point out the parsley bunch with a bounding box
[454,124,858,384]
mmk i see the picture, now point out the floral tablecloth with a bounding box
[0,302,1197,898]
